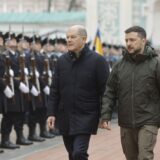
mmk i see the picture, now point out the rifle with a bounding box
[19,52,30,101]
[30,55,41,102]
[4,53,15,101]
[43,55,52,87]
[50,54,58,76]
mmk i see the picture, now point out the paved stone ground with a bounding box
[0,118,160,160]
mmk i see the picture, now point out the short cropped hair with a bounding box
[77,27,87,37]
[125,26,146,39]
[68,25,87,37]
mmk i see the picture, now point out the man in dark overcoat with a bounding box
[47,25,110,160]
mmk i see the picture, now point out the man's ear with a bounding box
[82,36,87,43]
[142,38,147,44]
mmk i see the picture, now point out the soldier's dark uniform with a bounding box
[27,36,54,142]
[48,38,67,136]
[0,31,5,153]
[0,33,32,149]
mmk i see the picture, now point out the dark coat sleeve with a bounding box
[47,61,59,117]
[0,55,6,91]
[95,55,110,96]
[155,57,160,92]
[101,62,119,120]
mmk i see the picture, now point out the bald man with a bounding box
[47,25,110,160]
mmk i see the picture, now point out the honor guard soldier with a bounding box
[0,32,32,149]
[0,31,5,153]
[27,35,54,142]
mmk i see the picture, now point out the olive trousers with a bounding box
[120,125,158,160]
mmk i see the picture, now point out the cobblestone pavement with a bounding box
[0,118,160,160]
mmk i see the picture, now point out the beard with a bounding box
[126,47,143,61]
[134,48,142,55]
[127,46,142,55]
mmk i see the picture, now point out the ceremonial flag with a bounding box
[93,28,103,55]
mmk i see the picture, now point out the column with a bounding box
[119,0,132,45]
[86,0,98,42]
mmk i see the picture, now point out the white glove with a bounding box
[35,70,39,78]
[24,68,29,75]
[48,70,52,77]
[9,69,14,77]
[19,82,29,93]
[43,86,50,95]
[30,85,39,96]
[3,86,14,98]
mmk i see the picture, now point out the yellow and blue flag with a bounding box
[93,28,103,55]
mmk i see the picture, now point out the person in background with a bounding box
[55,38,68,55]
[0,33,32,149]
[0,32,5,54]
[0,31,5,153]
[100,26,160,160]
[27,36,55,142]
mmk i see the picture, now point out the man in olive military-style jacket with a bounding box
[100,26,160,160]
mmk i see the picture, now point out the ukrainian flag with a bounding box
[93,28,103,55]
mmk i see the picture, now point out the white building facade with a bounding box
[0,0,85,13]
[0,0,86,36]
[86,0,160,48]
[1,0,160,47]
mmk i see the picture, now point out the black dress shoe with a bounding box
[28,135,45,142]
[16,137,33,145]
[40,131,55,138]
[0,149,4,153]
[1,141,20,149]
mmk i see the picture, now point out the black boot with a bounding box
[0,149,4,153]
[1,134,20,149]
[28,126,45,142]
[16,131,33,145]
[40,122,55,138]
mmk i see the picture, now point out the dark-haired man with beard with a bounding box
[100,26,160,160]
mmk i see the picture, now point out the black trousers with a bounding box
[28,107,47,125]
[28,107,47,135]
[63,134,91,160]
[1,112,25,136]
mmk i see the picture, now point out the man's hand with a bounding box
[99,120,111,130]
[47,116,56,129]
